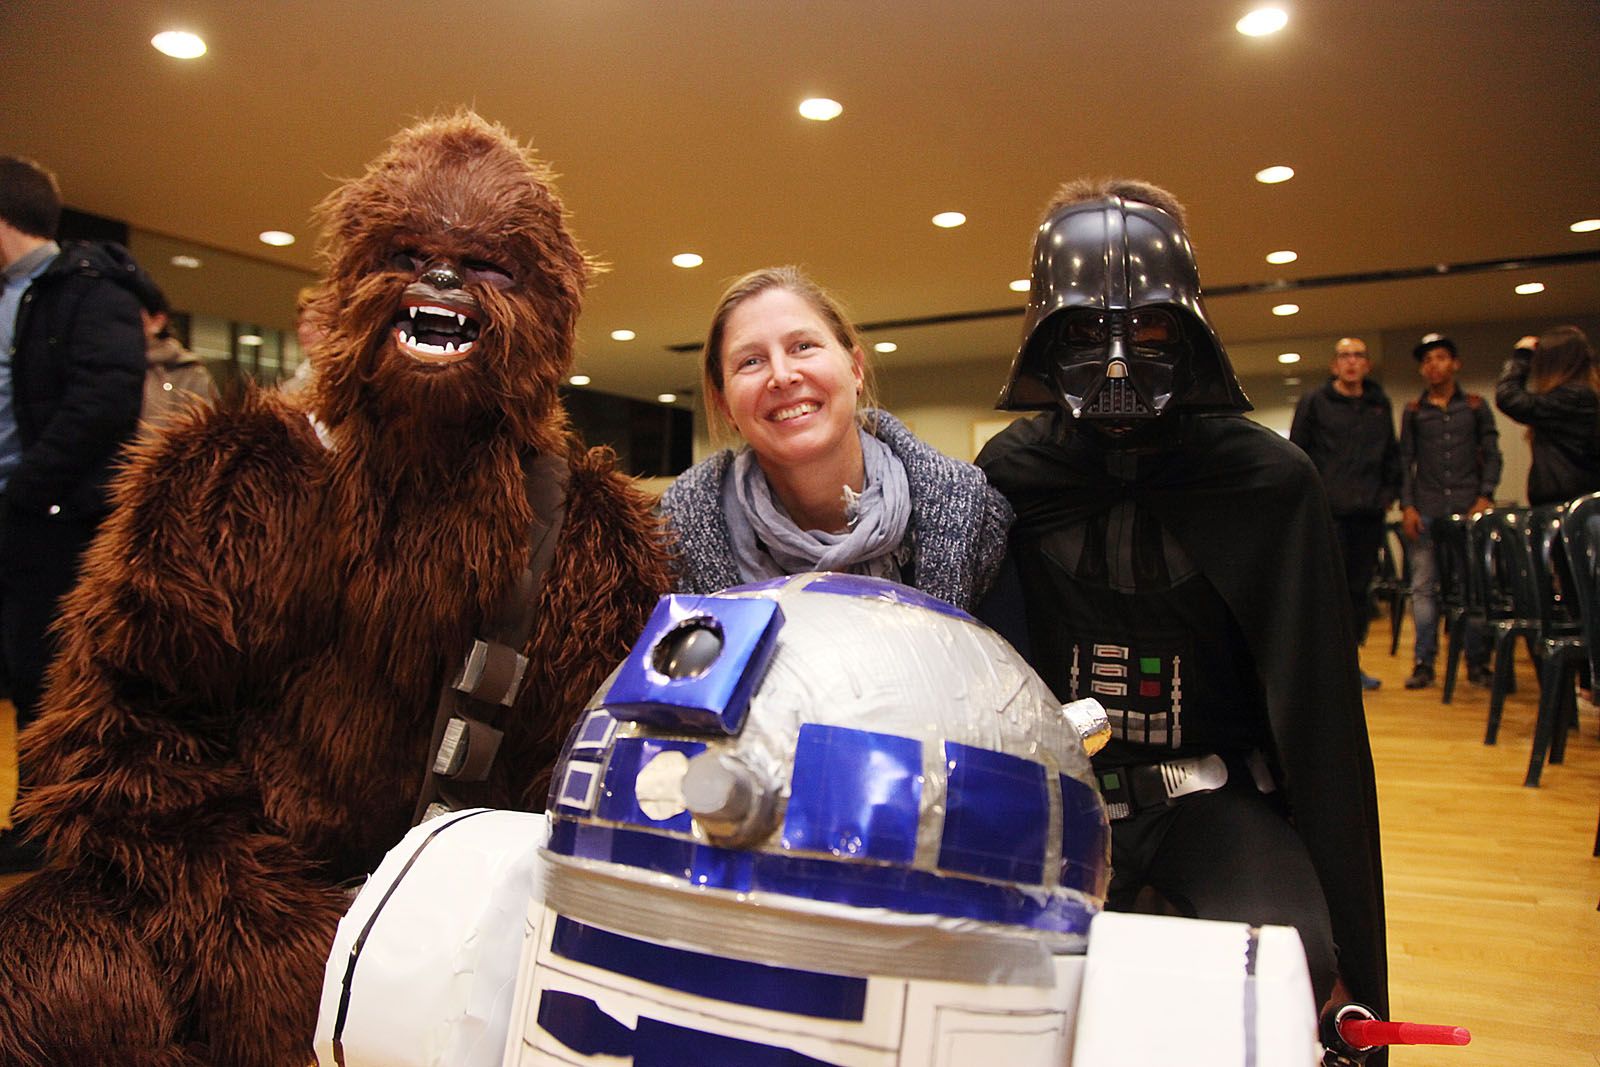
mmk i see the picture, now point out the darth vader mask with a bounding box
[996,193,1250,422]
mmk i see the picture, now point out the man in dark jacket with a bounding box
[1291,337,1401,690]
[0,156,145,870]
[978,178,1386,1044]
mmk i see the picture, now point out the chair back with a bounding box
[1560,492,1600,678]
[1530,503,1581,632]
[1432,513,1478,617]
[1473,508,1541,627]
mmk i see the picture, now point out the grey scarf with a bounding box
[723,428,911,582]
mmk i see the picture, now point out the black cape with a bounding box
[978,410,1388,1019]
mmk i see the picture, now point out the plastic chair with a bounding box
[1479,506,1585,786]
[1434,513,1484,704]
[1557,492,1600,854]
[1371,521,1410,656]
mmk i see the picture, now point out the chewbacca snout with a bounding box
[422,263,463,290]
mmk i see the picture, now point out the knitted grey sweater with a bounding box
[659,410,1012,611]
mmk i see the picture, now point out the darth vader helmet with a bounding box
[996,191,1250,419]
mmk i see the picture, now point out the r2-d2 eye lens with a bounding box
[651,618,724,679]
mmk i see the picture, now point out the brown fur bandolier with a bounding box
[0,112,670,1067]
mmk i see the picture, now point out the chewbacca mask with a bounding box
[0,111,670,1067]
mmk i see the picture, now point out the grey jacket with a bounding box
[660,410,1012,611]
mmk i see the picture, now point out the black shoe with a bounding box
[0,828,44,875]
[1404,663,1436,689]
[1467,663,1493,688]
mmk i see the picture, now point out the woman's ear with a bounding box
[851,346,866,391]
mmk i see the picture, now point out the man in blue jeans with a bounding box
[1399,332,1502,689]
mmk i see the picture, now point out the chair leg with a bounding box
[1389,595,1405,657]
[1443,615,1465,704]
[1526,653,1567,786]
[1551,661,1578,765]
[1485,631,1518,745]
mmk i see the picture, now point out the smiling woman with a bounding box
[659,266,1013,611]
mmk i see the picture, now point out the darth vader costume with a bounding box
[977,188,1387,1027]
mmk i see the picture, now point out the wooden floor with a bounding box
[1,624,1597,1064]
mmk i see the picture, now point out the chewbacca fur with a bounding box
[0,112,670,1066]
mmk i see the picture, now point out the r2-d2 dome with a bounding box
[525,573,1113,1065]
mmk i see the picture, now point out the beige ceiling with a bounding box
[5,0,1598,402]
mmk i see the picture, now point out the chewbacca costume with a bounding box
[0,113,670,1066]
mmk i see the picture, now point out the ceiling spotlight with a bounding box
[1265,249,1298,265]
[1515,282,1546,295]
[1236,7,1289,36]
[151,30,206,59]
[610,329,636,341]
[1285,377,1302,386]
[1569,219,1600,233]
[238,334,264,347]
[932,211,967,229]
[1277,352,1301,364]
[798,98,843,121]
[1009,278,1030,293]
[672,253,703,269]
[1272,303,1300,316]
[873,342,898,353]
[1255,166,1295,185]
[259,230,295,247]
[170,254,202,269]
[657,393,678,404]
[568,374,591,386]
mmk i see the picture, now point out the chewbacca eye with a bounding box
[388,248,424,273]
[463,258,515,290]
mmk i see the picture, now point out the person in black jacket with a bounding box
[1291,337,1401,690]
[0,156,145,871]
[1494,326,1600,505]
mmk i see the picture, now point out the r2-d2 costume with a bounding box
[316,574,1321,1066]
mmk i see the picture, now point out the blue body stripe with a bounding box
[537,989,843,1066]
[550,916,867,1020]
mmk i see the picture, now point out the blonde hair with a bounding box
[699,266,879,442]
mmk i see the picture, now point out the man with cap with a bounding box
[0,156,145,871]
[1398,332,1501,690]
[978,178,1386,1033]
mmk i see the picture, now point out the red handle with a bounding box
[1338,1019,1471,1047]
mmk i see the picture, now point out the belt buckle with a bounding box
[1157,754,1228,801]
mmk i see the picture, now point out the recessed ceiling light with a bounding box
[874,342,897,353]
[1284,376,1302,386]
[1236,7,1289,36]
[1255,166,1295,185]
[798,98,843,122]
[931,211,967,229]
[1570,219,1600,233]
[671,253,703,269]
[151,30,206,59]
[238,334,264,346]
[610,329,636,341]
[259,230,295,247]
[1009,278,1030,293]
[568,374,591,386]
[1515,282,1546,295]
[657,393,678,404]
[1271,303,1300,317]
[170,254,202,269]
[1265,249,1298,265]
[1277,352,1301,364]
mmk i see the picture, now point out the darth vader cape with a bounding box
[978,408,1388,1019]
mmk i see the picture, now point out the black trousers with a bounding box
[0,510,98,741]
[1105,778,1338,1007]
[1333,512,1387,648]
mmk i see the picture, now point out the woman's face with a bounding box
[717,287,864,470]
